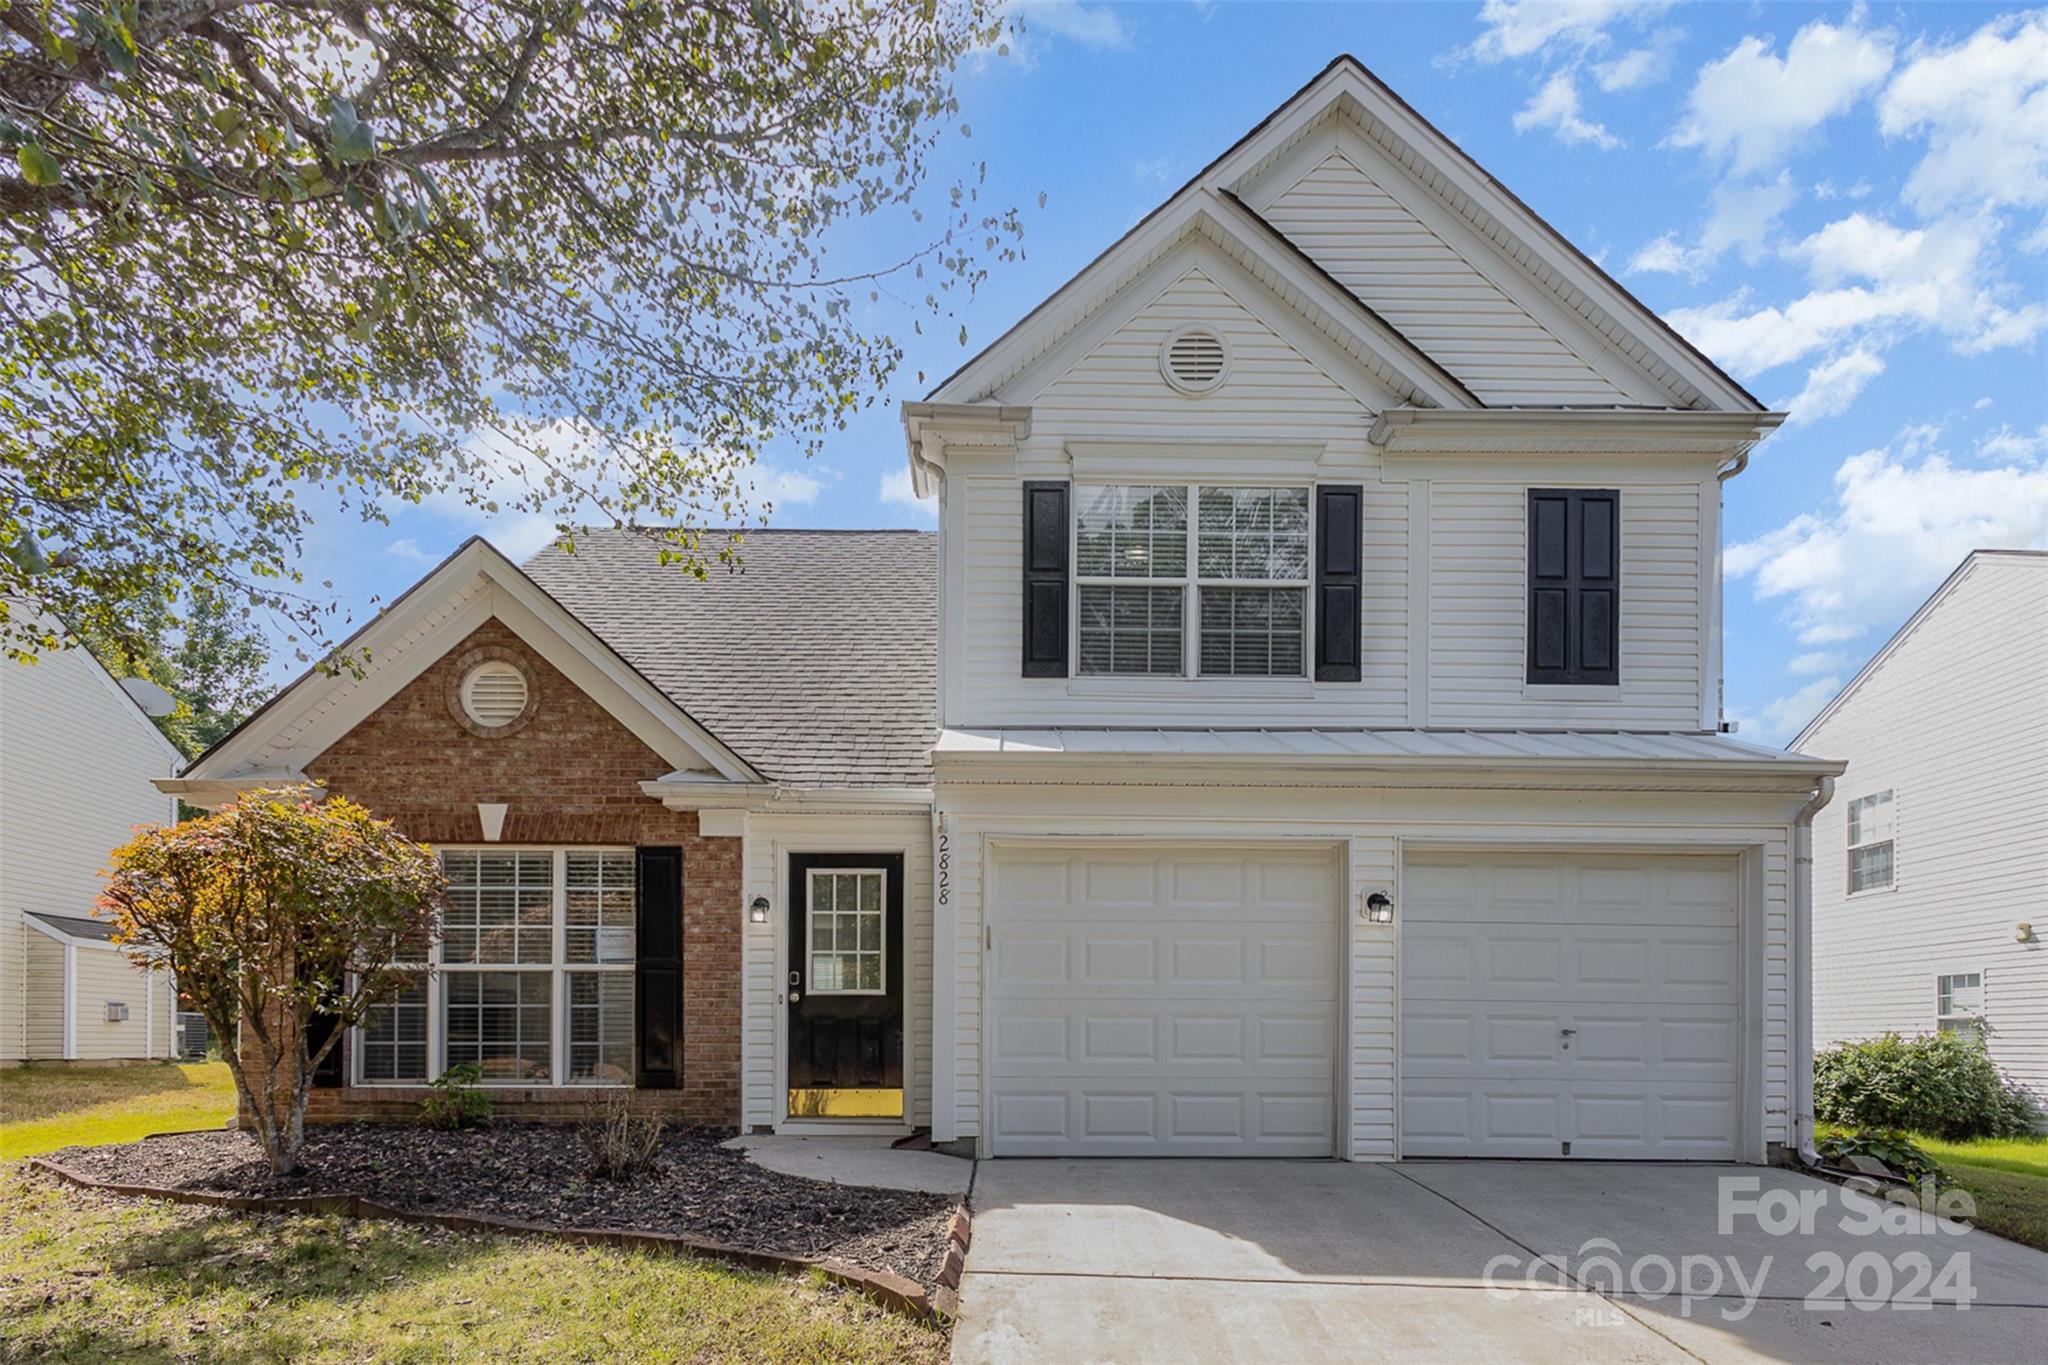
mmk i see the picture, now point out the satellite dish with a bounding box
[120,677,177,718]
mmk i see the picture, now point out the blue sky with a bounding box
[300,2,2048,746]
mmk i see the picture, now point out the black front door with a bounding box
[786,853,904,1119]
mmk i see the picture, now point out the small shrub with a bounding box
[420,1063,491,1130]
[582,1090,666,1181]
[1815,1031,2041,1140]
[1815,1129,1943,1183]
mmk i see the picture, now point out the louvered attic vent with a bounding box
[1160,326,1231,394]
[461,660,529,729]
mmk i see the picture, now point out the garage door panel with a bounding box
[1400,852,1742,1161]
[989,846,1338,1157]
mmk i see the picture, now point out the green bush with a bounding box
[419,1063,491,1130]
[1815,1032,2041,1140]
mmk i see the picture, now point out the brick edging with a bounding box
[932,1196,973,1317]
[27,1156,944,1321]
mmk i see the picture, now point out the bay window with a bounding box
[1075,482,1311,678]
[352,847,636,1086]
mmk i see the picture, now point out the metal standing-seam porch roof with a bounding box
[936,726,1843,773]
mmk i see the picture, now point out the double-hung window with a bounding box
[1075,483,1310,678]
[1846,790,1895,893]
[1936,972,1983,1037]
[354,847,636,1086]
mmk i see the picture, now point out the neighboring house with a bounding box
[1796,550,2047,1106]
[1,622,183,1064]
[164,57,1844,1163]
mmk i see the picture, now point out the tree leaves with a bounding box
[17,142,62,186]
[326,98,376,165]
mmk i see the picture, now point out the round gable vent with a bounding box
[1160,325,1231,395]
[460,660,530,730]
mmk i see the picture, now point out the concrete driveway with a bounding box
[954,1160,2048,1364]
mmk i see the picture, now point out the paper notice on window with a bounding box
[595,926,636,963]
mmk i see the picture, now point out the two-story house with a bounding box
[1796,550,2047,1109]
[165,58,1843,1164]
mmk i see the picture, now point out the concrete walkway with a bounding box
[955,1159,2048,1364]
[720,1134,971,1195]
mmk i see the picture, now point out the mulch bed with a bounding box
[48,1124,957,1291]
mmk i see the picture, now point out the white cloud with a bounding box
[1672,11,1895,174]
[1625,172,1796,277]
[995,0,1128,64]
[1513,72,1622,149]
[879,466,936,519]
[1880,12,2048,216]
[1752,677,1845,745]
[1789,650,1854,676]
[1593,46,1667,92]
[387,537,433,565]
[1466,0,1672,63]
[1727,427,2048,646]
[1778,347,1885,425]
[744,464,821,509]
[1667,213,2047,375]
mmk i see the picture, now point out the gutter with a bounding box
[1792,775,1837,1165]
[639,779,935,812]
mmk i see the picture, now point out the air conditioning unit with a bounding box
[105,1001,129,1023]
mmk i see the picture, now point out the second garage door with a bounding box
[1399,851,1744,1160]
[986,845,1338,1156]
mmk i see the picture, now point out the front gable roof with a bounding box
[177,538,761,794]
[929,55,1762,415]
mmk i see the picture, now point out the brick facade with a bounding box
[279,617,742,1126]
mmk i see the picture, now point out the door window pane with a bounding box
[809,870,885,994]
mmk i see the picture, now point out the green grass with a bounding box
[0,1167,948,1363]
[1818,1125,2048,1252]
[1915,1134,2048,1179]
[0,1062,238,1160]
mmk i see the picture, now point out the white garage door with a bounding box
[987,846,1338,1156]
[1400,851,1743,1160]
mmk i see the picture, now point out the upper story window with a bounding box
[1846,790,1895,893]
[1074,483,1310,678]
[1936,972,1982,1037]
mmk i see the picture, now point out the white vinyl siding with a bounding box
[740,811,935,1129]
[1252,144,1633,407]
[1807,554,2048,1110]
[0,622,180,1062]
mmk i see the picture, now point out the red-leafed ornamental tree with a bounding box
[99,785,445,1173]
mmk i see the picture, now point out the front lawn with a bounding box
[1916,1133,2048,1179]
[0,1167,947,1363]
[1919,1134,2048,1253]
[0,1063,237,1160]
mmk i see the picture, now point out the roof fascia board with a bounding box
[1368,407,1784,454]
[1230,121,1670,409]
[900,402,1031,497]
[930,750,1844,787]
[1299,66,1761,412]
[640,778,935,812]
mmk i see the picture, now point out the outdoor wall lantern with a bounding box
[1364,892,1395,925]
[749,896,772,925]
[2019,921,2036,944]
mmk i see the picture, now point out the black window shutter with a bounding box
[1021,480,1070,678]
[308,1010,344,1087]
[1314,485,1363,682]
[635,845,685,1089]
[1527,489,1620,686]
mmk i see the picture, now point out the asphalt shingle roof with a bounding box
[28,911,119,942]
[524,529,937,788]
